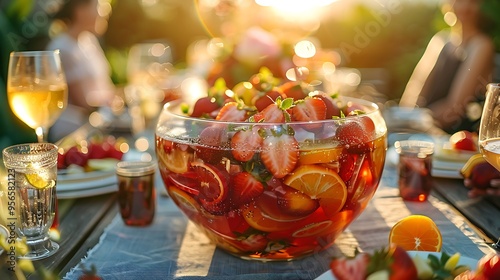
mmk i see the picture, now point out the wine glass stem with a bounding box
[35,127,47,143]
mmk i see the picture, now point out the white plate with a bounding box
[58,169,115,183]
[434,147,477,163]
[315,251,478,280]
[56,184,117,199]
[57,174,117,199]
[57,174,116,192]
[431,169,462,179]
[386,147,464,179]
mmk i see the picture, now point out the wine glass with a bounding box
[125,42,172,131]
[478,83,500,250]
[7,50,68,143]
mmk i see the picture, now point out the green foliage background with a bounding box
[0,0,38,151]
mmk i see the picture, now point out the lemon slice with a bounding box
[25,173,55,189]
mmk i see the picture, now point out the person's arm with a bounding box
[67,77,95,112]
[428,34,494,129]
[399,32,448,107]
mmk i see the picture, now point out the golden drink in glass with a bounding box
[7,50,68,143]
[7,87,67,131]
[473,83,500,251]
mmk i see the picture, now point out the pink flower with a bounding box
[233,27,282,67]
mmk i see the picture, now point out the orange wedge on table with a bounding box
[284,164,347,216]
[389,215,442,252]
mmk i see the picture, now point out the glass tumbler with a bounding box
[116,161,156,226]
[395,140,434,202]
[2,143,59,260]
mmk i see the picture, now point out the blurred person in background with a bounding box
[46,0,115,139]
[399,0,495,135]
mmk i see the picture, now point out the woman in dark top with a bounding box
[399,0,495,134]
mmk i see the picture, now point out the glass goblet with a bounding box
[479,83,500,171]
[2,143,59,260]
[7,50,68,143]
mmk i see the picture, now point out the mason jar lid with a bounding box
[394,140,434,159]
[116,161,156,177]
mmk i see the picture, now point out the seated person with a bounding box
[399,0,495,135]
[46,0,115,140]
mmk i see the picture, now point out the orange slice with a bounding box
[168,186,200,216]
[292,220,333,238]
[389,215,442,252]
[284,165,347,216]
[299,147,342,164]
[242,202,298,232]
[157,148,191,174]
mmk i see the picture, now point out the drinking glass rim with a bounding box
[2,143,58,168]
[10,50,61,57]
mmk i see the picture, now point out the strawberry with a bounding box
[291,97,327,121]
[216,101,248,121]
[236,233,269,252]
[279,81,308,100]
[196,126,228,163]
[231,127,263,162]
[335,118,374,152]
[386,244,418,280]
[190,96,220,118]
[252,103,286,123]
[251,97,293,123]
[261,131,299,179]
[338,152,356,182]
[336,121,368,146]
[230,172,264,206]
[342,102,367,116]
[57,151,67,169]
[87,142,108,159]
[226,210,250,234]
[312,91,341,118]
[366,244,418,280]
[254,88,285,112]
[449,130,478,151]
[476,252,500,280]
[330,252,370,280]
[360,116,376,137]
[78,264,102,280]
[65,146,88,167]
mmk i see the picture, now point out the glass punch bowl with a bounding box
[155,97,387,261]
